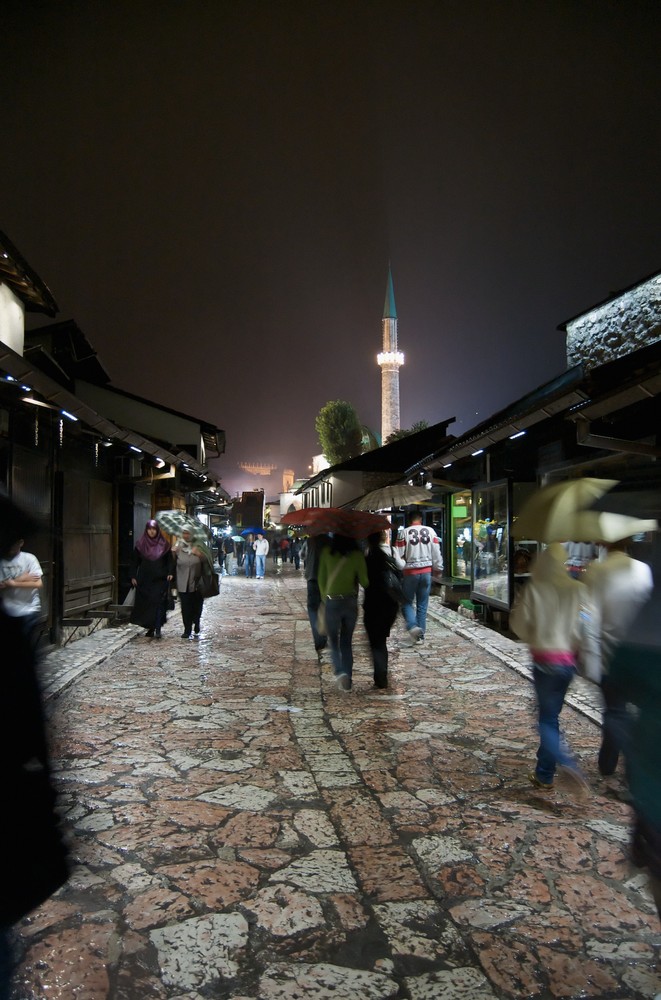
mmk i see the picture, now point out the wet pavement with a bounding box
[10,564,661,999]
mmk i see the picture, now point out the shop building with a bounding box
[0,232,227,647]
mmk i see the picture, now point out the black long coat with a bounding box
[130,549,174,629]
[363,547,399,643]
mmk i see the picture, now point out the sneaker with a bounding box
[408,626,423,644]
[146,629,154,638]
[335,673,351,691]
[181,631,191,639]
[154,629,162,639]
[528,771,554,790]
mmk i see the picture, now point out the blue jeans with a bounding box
[324,596,358,683]
[533,664,577,783]
[244,553,255,577]
[402,572,432,633]
[255,554,266,578]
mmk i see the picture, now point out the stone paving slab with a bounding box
[10,567,661,999]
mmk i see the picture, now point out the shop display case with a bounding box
[471,480,511,610]
[449,489,472,581]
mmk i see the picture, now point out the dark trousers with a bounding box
[364,605,396,688]
[599,675,630,776]
[306,580,327,651]
[367,632,389,688]
[179,591,203,636]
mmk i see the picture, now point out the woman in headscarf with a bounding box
[130,520,174,639]
[510,542,594,793]
[172,527,208,639]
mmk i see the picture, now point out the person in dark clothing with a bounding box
[130,520,174,639]
[304,534,330,659]
[0,497,69,998]
[363,531,405,690]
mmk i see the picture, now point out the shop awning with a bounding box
[0,342,209,476]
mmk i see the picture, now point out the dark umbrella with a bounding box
[280,507,392,539]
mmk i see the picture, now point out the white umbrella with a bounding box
[513,478,619,542]
[568,511,657,543]
[352,484,432,511]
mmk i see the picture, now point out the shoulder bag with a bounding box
[197,561,220,599]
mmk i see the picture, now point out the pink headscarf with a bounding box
[136,520,170,560]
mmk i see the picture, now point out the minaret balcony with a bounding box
[377,351,404,367]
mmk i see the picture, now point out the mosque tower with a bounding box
[377,266,404,444]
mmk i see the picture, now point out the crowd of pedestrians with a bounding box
[2,491,660,997]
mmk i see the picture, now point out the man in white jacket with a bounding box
[396,513,443,642]
[253,533,270,580]
[584,542,653,776]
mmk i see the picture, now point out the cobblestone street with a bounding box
[10,564,661,999]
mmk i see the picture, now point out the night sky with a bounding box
[3,1,660,498]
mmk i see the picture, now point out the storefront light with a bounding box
[61,409,78,421]
[509,430,526,440]
[22,397,57,410]
[472,449,484,456]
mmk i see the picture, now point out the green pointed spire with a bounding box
[383,265,397,320]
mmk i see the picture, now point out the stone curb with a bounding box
[39,623,142,702]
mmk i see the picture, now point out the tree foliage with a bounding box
[315,400,363,465]
[385,420,429,445]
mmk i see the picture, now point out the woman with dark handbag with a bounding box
[173,528,205,639]
[364,531,406,691]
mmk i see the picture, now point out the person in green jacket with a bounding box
[318,534,368,691]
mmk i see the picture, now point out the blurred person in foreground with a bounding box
[0,497,69,999]
[130,520,174,639]
[0,535,44,651]
[608,539,661,925]
[583,538,653,777]
[363,531,406,691]
[510,543,595,793]
[318,533,368,691]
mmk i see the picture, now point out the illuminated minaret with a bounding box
[377,266,404,444]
